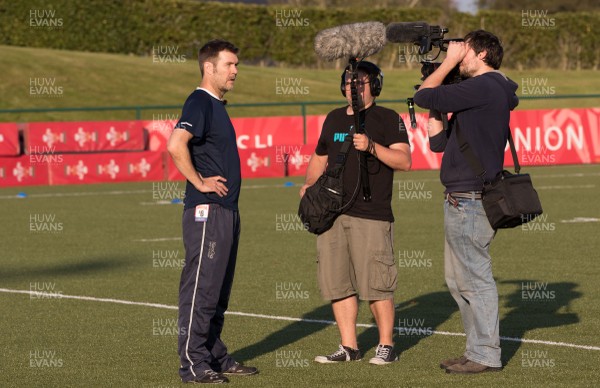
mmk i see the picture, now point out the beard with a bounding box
[214,69,235,93]
[459,63,473,78]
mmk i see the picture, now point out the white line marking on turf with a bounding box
[537,184,595,190]
[0,183,297,200]
[560,217,600,223]
[0,288,177,310]
[133,237,181,242]
[1,288,598,352]
[139,200,179,205]
[0,189,152,200]
[1,171,599,200]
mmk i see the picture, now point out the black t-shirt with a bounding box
[315,104,409,222]
[175,89,241,211]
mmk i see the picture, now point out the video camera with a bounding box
[406,23,464,87]
[387,22,463,128]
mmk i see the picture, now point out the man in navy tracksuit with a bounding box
[167,39,258,384]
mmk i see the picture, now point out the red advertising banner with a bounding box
[26,121,146,154]
[143,116,306,153]
[111,108,600,180]
[510,108,600,166]
[48,151,164,185]
[0,123,20,156]
[1,108,598,187]
[165,152,185,181]
[0,155,50,186]
[239,147,283,178]
[274,144,315,177]
[400,108,600,170]
[143,119,178,152]
[231,116,304,150]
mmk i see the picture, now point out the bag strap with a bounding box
[507,130,520,174]
[455,118,521,181]
[454,75,521,180]
[488,73,521,174]
[333,128,354,169]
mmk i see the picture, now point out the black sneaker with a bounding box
[222,362,259,376]
[183,370,229,384]
[314,344,362,363]
[369,344,398,365]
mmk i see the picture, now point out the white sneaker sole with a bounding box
[314,356,362,364]
[369,356,398,365]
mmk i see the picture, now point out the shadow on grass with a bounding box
[231,290,458,363]
[358,291,458,356]
[230,303,332,363]
[500,280,581,366]
[0,257,130,284]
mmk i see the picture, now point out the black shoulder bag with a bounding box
[298,132,355,235]
[455,119,543,230]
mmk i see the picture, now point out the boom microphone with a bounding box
[385,21,430,43]
[314,21,386,61]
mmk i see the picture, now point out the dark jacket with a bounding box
[413,71,519,193]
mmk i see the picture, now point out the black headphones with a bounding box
[340,61,383,97]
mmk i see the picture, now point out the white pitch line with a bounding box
[536,184,595,190]
[0,183,298,200]
[1,171,599,200]
[133,237,181,242]
[139,200,179,206]
[0,189,152,199]
[1,288,598,352]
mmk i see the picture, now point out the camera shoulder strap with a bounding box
[455,74,521,181]
[333,128,354,169]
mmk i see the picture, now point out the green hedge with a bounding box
[0,0,598,69]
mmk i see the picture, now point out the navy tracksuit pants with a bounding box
[178,204,239,380]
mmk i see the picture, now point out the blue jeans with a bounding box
[444,196,501,367]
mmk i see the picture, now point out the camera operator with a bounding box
[413,30,519,374]
[301,61,411,365]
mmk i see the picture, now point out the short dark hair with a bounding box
[198,39,239,76]
[464,30,503,70]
